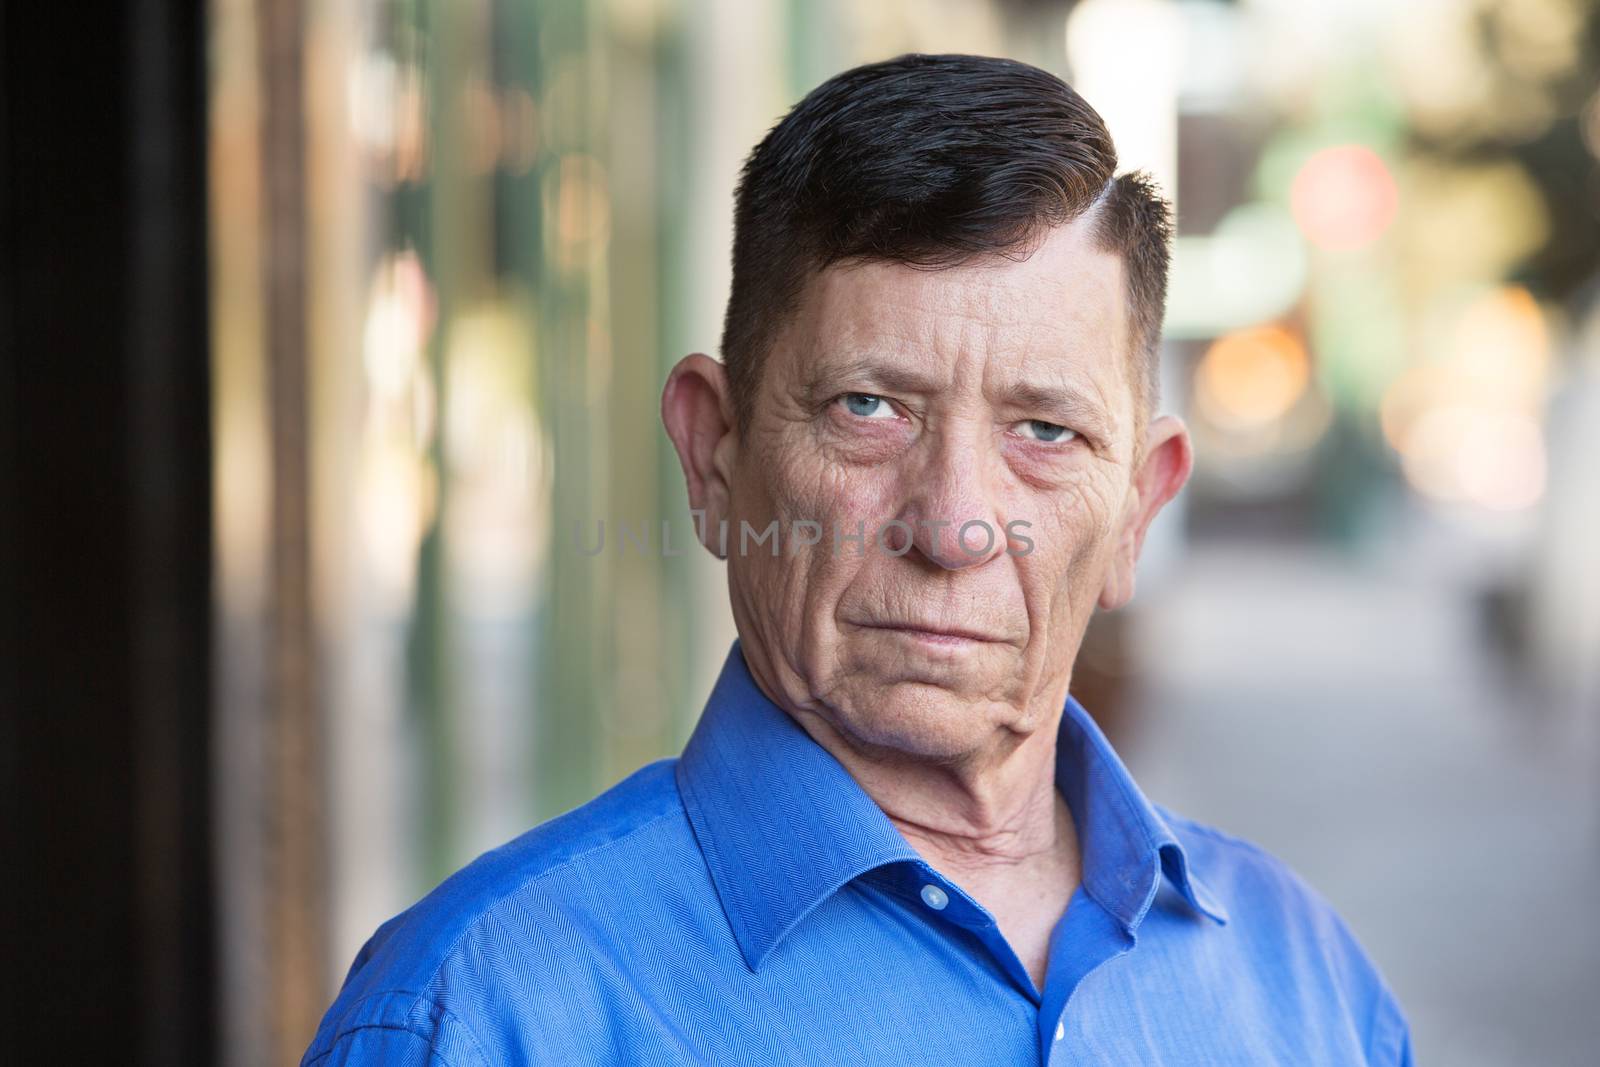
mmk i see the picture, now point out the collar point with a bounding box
[1185,873,1231,925]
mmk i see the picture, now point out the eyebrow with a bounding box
[803,355,948,402]
[1004,381,1117,441]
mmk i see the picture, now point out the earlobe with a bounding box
[661,353,737,557]
[1097,564,1126,612]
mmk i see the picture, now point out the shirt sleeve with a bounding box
[1368,983,1415,1067]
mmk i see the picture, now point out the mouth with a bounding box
[852,621,1006,647]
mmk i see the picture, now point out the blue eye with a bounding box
[1022,420,1075,443]
[842,393,894,418]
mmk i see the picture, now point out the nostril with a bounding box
[880,519,915,556]
[897,515,997,570]
[903,516,950,562]
[954,519,1000,560]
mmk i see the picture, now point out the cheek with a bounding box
[730,444,887,620]
[1017,475,1124,607]
[773,439,902,535]
[1056,471,1122,551]
[819,409,915,465]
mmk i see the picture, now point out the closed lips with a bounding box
[858,621,1004,643]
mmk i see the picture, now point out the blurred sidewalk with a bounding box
[1125,542,1600,1067]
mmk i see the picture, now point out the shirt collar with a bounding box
[1054,688,1231,932]
[676,640,1227,973]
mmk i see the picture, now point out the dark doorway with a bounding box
[1,1,217,1062]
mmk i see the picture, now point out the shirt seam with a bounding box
[304,1017,472,1067]
[423,807,683,993]
[1156,808,1273,857]
[346,807,684,1064]
[1162,811,1328,908]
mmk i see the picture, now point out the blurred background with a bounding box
[5,0,1599,1063]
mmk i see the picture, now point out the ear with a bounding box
[661,353,739,558]
[1098,415,1193,611]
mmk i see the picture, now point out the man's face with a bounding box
[666,214,1190,764]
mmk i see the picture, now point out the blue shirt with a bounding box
[304,641,1414,1065]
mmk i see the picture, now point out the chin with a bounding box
[823,673,1011,762]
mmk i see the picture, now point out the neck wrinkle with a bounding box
[786,697,1070,871]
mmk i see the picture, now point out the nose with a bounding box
[892,425,1009,570]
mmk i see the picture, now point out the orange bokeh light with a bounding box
[1194,324,1311,430]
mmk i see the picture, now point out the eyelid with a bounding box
[837,392,902,419]
[1013,418,1081,443]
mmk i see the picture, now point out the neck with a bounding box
[736,638,1083,992]
[785,698,1072,881]
[788,694,1082,995]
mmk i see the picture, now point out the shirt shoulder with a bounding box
[1155,804,1336,914]
[1154,804,1414,1067]
[302,757,691,1066]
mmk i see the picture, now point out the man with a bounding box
[305,53,1413,1065]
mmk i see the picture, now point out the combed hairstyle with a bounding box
[719,53,1173,435]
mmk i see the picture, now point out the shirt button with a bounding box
[1054,1019,1065,1042]
[919,884,949,910]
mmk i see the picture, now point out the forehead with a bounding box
[783,215,1131,398]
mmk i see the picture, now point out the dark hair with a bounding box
[719,53,1172,432]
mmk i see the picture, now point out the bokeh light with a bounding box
[1397,405,1547,511]
[1381,285,1552,512]
[1290,144,1399,252]
[1195,323,1312,430]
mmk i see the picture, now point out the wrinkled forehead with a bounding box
[774,219,1135,427]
